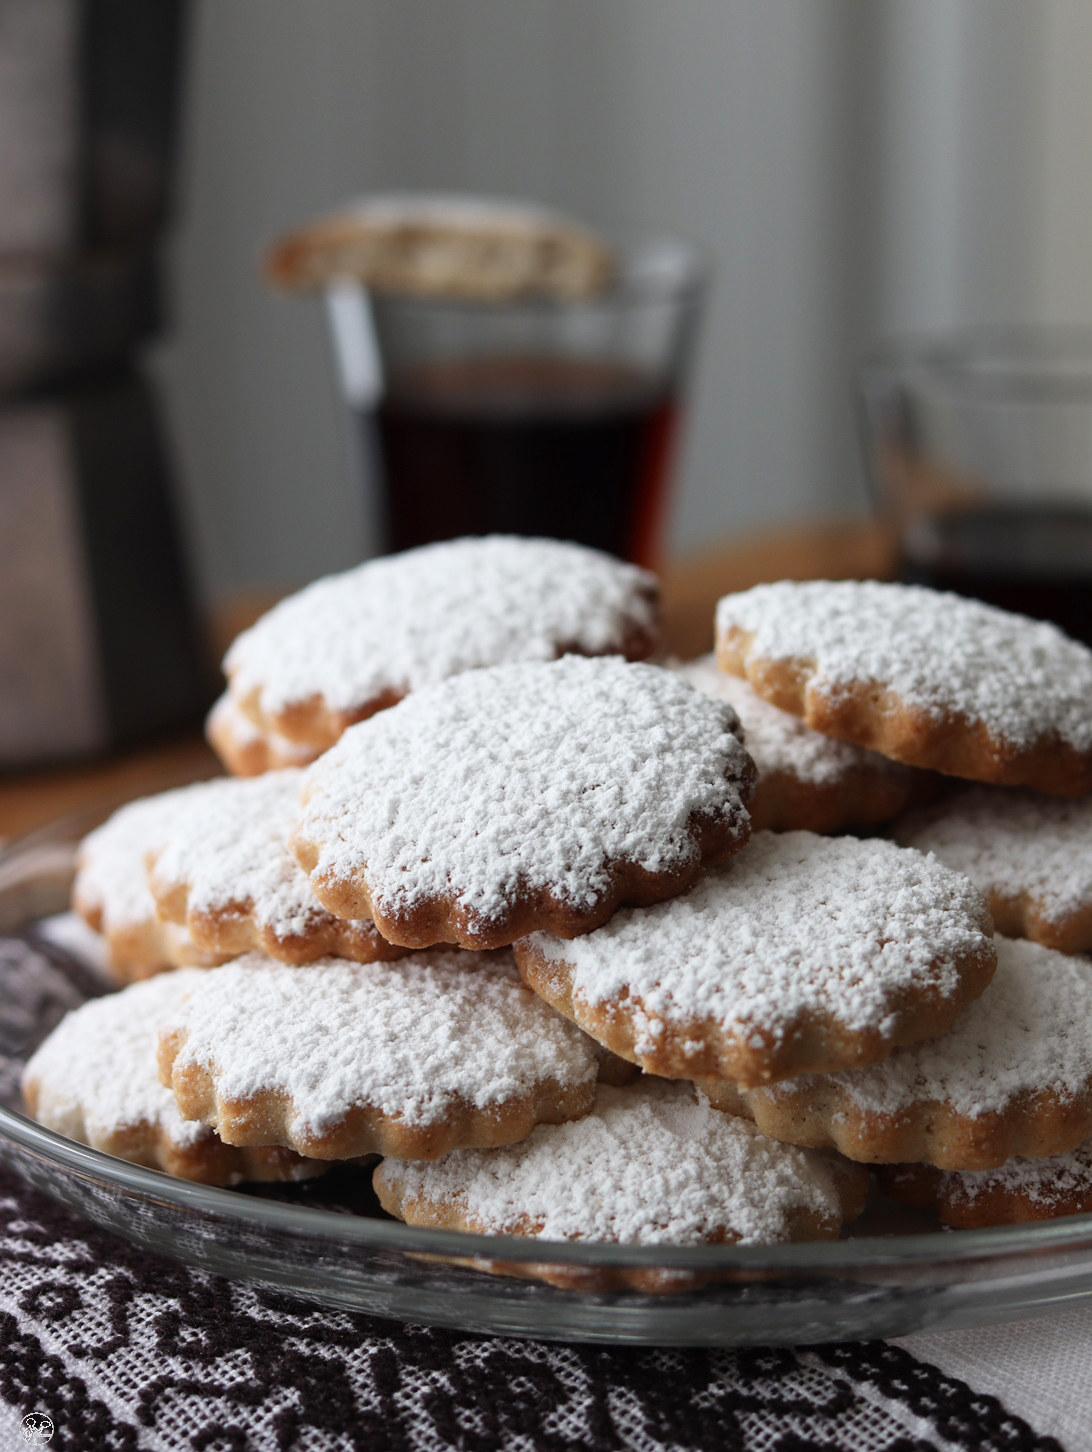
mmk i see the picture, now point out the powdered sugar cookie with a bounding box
[715,580,1092,795]
[265,193,612,300]
[225,536,660,751]
[156,951,602,1160]
[675,655,915,832]
[878,1144,1092,1227]
[294,656,755,949]
[516,830,995,1088]
[145,771,405,966]
[21,972,324,1185]
[74,793,229,981]
[705,937,1092,1169]
[206,692,318,777]
[894,787,1092,954]
[374,1079,868,1290]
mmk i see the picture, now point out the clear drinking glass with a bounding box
[857,327,1092,645]
[324,238,708,569]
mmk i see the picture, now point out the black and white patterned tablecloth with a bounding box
[0,1162,1064,1452]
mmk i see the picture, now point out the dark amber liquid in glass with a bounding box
[374,356,678,566]
[899,502,1092,646]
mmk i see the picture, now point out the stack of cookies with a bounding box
[24,539,1092,1285]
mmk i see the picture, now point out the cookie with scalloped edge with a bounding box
[73,792,230,981]
[877,1143,1092,1227]
[206,692,319,777]
[21,971,325,1185]
[145,771,406,966]
[156,950,603,1161]
[702,937,1092,1170]
[715,579,1092,795]
[515,830,995,1088]
[225,535,660,752]
[674,655,916,832]
[293,656,755,950]
[894,786,1092,954]
[373,1078,869,1291]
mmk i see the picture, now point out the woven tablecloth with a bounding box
[2,1161,1086,1451]
[0,933,1085,1451]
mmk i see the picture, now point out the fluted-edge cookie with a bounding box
[894,786,1092,954]
[156,951,603,1161]
[206,692,318,777]
[73,792,229,981]
[877,1143,1092,1228]
[704,937,1092,1170]
[374,1079,869,1290]
[22,972,325,1186]
[146,771,405,966]
[516,831,996,1088]
[715,580,1092,795]
[674,655,916,833]
[293,656,755,950]
[225,535,661,752]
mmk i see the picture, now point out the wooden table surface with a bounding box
[0,518,894,840]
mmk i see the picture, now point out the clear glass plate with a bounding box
[4,803,1092,1347]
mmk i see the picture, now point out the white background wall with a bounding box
[156,0,1092,600]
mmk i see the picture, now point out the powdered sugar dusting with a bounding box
[343,193,594,233]
[896,787,1092,926]
[716,580,1092,750]
[147,771,375,945]
[775,937,1092,1119]
[941,1140,1092,1208]
[226,536,659,720]
[162,951,601,1133]
[23,971,214,1149]
[528,831,992,1051]
[675,655,905,786]
[74,788,211,936]
[377,1079,854,1245]
[296,656,752,927]
[207,693,315,765]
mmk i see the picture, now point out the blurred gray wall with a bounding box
[156,0,1092,600]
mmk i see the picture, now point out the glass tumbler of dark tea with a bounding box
[324,238,707,568]
[858,328,1092,646]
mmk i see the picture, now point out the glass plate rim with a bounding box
[6,1097,1092,1271]
[6,798,1092,1275]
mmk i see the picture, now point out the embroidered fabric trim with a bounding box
[0,1165,1062,1452]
